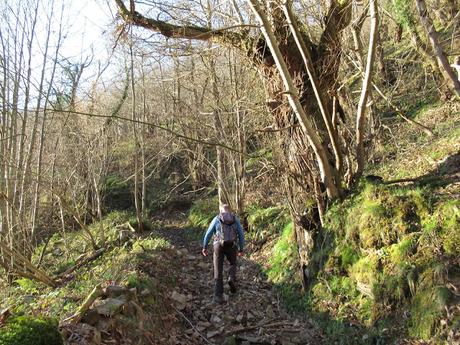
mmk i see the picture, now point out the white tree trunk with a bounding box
[355,0,379,177]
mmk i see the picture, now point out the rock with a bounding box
[140,288,151,297]
[241,335,263,343]
[210,315,222,324]
[120,301,137,317]
[177,248,188,256]
[265,305,274,318]
[171,291,188,304]
[171,291,189,310]
[95,297,126,316]
[198,261,208,270]
[81,308,100,326]
[127,287,138,300]
[104,285,127,298]
[118,229,133,243]
[96,317,116,332]
[67,323,101,345]
[235,313,244,323]
[206,330,221,338]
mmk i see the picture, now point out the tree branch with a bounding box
[114,0,246,47]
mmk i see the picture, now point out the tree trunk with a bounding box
[248,0,342,200]
[129,38,143,231]
[415,0,460,97]
[355,0,379,178]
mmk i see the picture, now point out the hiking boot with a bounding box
[213,294,224,304]
[228,280,237,294]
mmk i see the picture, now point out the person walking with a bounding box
[202,204,245,304]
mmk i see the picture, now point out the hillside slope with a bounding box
[252,100,460,344]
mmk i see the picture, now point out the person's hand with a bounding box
[238,251,244,257]
[202,248,208,257]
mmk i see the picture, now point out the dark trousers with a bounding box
[213,242,237,296]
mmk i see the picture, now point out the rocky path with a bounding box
[156,225,323,345]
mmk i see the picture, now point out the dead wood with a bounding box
[62,283,103,325]
[58,247,106,278]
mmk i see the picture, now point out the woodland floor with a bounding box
[151,217,323,345]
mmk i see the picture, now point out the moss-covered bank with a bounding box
[306,181,459,343]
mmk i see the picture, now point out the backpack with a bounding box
[217,212,237,245]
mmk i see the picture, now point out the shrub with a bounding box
[0,316,63,345]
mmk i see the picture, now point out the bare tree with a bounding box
[415,0,460,97]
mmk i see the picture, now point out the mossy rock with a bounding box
[0,315,63,345]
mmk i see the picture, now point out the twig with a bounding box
[372,83,434,137]
[172,306,212,344]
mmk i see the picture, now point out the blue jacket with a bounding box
[203,215,245,251]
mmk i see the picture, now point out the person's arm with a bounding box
[203,216,218,249]
[235,217,245,252]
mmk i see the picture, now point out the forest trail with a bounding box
[154,221,323,345]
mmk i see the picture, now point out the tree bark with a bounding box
[248,0,341,200]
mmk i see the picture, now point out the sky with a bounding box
[51,0,120,91]
[60,0,115,62]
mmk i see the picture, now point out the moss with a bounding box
[0,316,63,345]
[388,233,418,268]
[409,287,450,340]
[328,243,360,272]
[349,253,379,297]
[267,223,297,283]
[247,204,290,239]
[438,201,460,256]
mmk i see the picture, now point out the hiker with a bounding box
[202,204,245,304]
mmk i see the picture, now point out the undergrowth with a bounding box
[0,211,178,342]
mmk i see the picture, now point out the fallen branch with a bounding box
[62,283,103,325]
[384,177,420,185]
[57,248,106,278]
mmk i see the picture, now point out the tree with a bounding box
[112,0,379,283]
